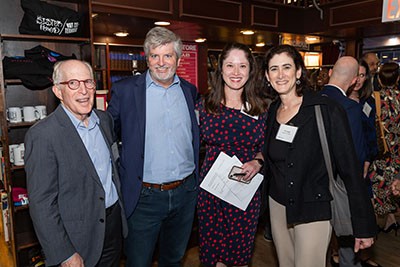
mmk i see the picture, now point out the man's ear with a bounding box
[177,57,181,68]
[52,85,63,101]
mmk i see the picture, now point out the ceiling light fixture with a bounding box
[114,31,129,37]
[387,37,400,46]
[306,36,318,42]
[240,30,255,35]
[256,42,265,47]
[195,38,207,43]
[154,21,171,26]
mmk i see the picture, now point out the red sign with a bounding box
[177,43,198,87]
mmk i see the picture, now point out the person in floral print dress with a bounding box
[369,61,400,231]
[196,42,269,267]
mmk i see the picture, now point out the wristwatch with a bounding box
[254,158,264,168]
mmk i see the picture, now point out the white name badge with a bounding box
[240,102,259,120]
[194,109,200,125]
[276,124,298,143]
[363,102,372,117]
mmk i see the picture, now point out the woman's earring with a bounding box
[266,81,271,87]
[296,79,301,85]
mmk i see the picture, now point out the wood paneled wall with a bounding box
[91,0,383,37]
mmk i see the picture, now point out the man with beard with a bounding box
[107,27,200,267]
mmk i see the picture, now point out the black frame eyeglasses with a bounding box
[56,79,96,90]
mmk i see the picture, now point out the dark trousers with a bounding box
[96,202,123,267]
[124,174,197,267]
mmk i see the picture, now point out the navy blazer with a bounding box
[107,71,200,218]
[321,85,367,165]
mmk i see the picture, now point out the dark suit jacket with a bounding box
[25,105,128,266]
[263,91,376,238]
[321,85,367,165]
[107,71,200,218]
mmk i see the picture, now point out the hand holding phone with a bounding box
[228,166,250,184]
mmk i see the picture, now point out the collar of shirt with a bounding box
[326,84,347,96]
[61,104,99,130]
[145,70,180,89]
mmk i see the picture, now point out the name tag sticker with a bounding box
[363,102,372,117]
[276,124,298,143]
[240,102,259,120]
[195,109,200,125]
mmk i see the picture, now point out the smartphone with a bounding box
[228,166,250,184]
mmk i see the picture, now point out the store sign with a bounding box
[281,38,309,50]
[382,0,400,22]
[177,43,198,87]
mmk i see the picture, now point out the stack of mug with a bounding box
[6,105,47,123]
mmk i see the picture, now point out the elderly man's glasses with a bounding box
[56,79,96,90]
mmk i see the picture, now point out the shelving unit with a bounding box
[0,1,92,266]
[94,43,147,93]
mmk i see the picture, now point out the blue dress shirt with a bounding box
[143,72,195,183]
[62,105,118,208]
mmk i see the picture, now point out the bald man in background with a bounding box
[321,56,376,267]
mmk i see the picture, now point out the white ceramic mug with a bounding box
[8,144,19,163]
[34,105,47,120]
[6,107,22,123]
[13,143,25,166]
[22,106,38,122]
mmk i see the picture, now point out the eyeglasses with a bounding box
[56,79,96,90]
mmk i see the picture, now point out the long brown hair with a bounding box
[203,42,268,115]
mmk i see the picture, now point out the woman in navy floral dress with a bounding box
[197,43,269,267]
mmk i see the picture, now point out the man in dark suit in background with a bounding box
[25,59,127,267]
[107,27,200,267]
[321,56,371,267]
[362,52,380,91]
[322,56,367,165]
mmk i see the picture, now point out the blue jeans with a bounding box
[124,174,197,267]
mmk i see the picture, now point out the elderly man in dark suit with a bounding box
[107,27,200,267]
[321,56,373,267]
[25,59,127,267]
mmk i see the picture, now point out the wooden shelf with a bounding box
[10,165,25,171]
[4,79,22,86]
[16,232,38,251]
[14,205,29,212]
[8,121,36,129]
[0,34,90,44]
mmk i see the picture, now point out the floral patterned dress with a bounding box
[196,101,267,266]
[369,86,400,215]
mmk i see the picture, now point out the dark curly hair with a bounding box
[260,44,310,101]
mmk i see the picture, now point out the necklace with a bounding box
[280,102,300,110]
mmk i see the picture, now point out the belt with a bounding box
[142,174,192,191]
[106,202,118,217]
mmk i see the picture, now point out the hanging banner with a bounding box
[382,0,400,22]
[177,43,198,87]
